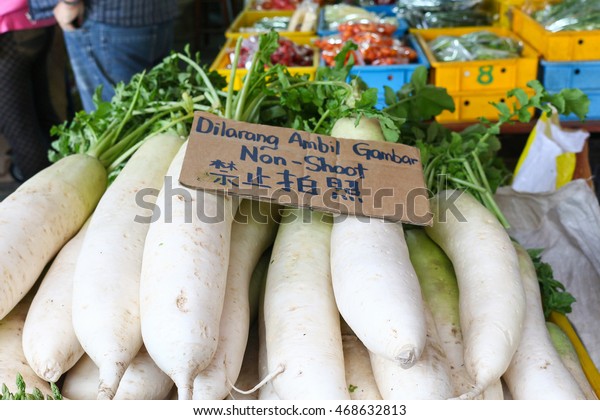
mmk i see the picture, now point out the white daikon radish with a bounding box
[546,321,597,400]
[425,190,526,399]
[73,133,184,400]
[0,292,52,397]
[193,200,279,400]
[226,322,260,400]
[258,261,279,401]
[370,303,453,400]
[265,209,349,400]
[0,154,106,320]
[61,354,100,400]
[341,321,382,400]
[140,141,239,400]
[62,349,173,400]
[503,244,586,400]
[22,220,90,383]
[330,117,426,367]
[405,228,480,398]
[114,346,174,400]
[482,381,505,400]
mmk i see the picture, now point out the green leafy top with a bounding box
[222,34,401,138]
[379,71,590,228]
[383,66,456,123]
[1,374,62,400]
[528,248,576,319]
[50,47,226,176]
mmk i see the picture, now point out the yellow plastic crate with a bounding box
[435,88,534,123]
[225,10,316,44]
[512,7,600,61]
[489,0,549,29]
[209,37,319,91]
[412,27,538,93]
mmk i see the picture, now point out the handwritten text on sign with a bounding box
[179,112,430,225]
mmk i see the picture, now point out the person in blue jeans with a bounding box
[28,0,177,112]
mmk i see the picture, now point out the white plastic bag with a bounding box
[495,180,600,367]
[511,109,589,193]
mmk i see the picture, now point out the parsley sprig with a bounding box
[528,248,576,318]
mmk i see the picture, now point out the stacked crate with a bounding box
[412,26,539,122]
[512,7,600,121]
[315,4,429,109]
[211,8,319,90]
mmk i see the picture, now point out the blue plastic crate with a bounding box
[540,60,600,121]
[363,4,398,15]
[350,35,429,109]
[319,34,430,109]
[540,60,600,92]
[317,7,408,38]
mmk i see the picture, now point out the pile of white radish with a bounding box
[0,119,597,401]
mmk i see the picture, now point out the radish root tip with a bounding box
[229,364,285,395]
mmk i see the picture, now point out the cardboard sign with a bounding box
[180,112,431,225]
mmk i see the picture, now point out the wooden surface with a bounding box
[574,141,594,187]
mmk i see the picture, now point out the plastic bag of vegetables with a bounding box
[429,31,522,62]
[532,0,600,32]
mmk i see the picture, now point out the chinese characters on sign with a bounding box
[180,112,430,225]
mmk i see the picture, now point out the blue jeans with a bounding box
[63,19,174,112]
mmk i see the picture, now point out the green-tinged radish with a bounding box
[425,190,526,400]
[0,154,106,320]
[405,229,479,398]
[370,303,453,400]
[330,117,426,367]
[22,220,90,383]
[265,208,349,400]
[140,141,239,400]
[546,322,597,400]
[193,200,279,400]
[226,322,260,400]
[62,349,174,400]
[340,321,382,400]
[503,244,586,400]
[0,292,52,396]
[72,133,184,400]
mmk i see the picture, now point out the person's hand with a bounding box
[53,0,85,31]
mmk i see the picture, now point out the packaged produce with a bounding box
[251,0,300,10]
[337,19,398,38]
[316,33,417,66]
[322,4,398,31]
[238,16,291,32]
[358,0,397,5]
[229,36,314,68]
[397,0,492,28]
[531,0,600,32]
[287,0,319,32]
[428,31,522,62]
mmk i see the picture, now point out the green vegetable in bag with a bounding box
[429,31,522,62]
